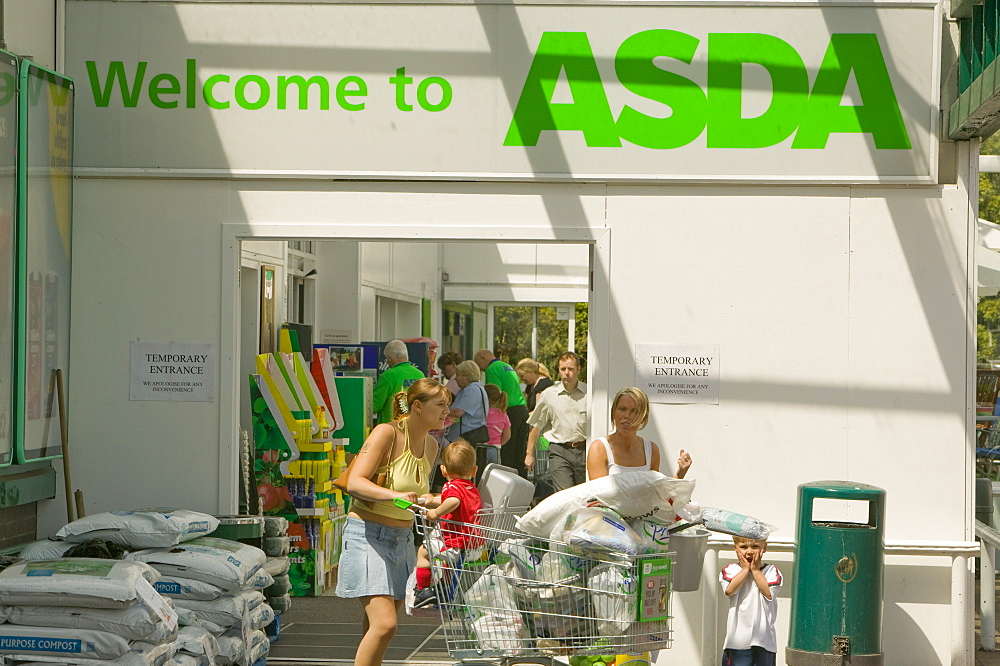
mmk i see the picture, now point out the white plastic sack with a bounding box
[246,569,274,591]
[561,506,642,556]
[512,575,588,638]
[175,590,265,629]
[588,562,637,636]
[517,471,695,539]
[0,559,160,609]
[4,599,178,642]
[56,509,219,549]
[262,557,289,578]
[247,603,274,631]
[154,577,226,602]
[464,565,526,654]
[126,538,266,592]
[244,628,270,665]
[172,654,208,666]
[629,516,674,554]
[215,633,244,664]
[0,624,133,660]
[701,506,776,540]
[496,538,542,581]
[175,625,219,665]
[16,540,75,561]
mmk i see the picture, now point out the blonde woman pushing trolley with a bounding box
[336,378,450,666]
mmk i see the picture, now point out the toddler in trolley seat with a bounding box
[413,439,483,608]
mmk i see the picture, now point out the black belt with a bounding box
[552,440,586,448]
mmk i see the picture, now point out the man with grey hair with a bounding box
[372,339,424,424]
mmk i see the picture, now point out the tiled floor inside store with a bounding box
[266,590,451,665]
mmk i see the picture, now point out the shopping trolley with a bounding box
[399,499,674,665]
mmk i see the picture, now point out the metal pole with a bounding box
[55,368,74,523]
[984,542,997,651]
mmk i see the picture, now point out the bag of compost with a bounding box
[4,598,178,643]
[56,509,219,549]
[126,538,265,592]
[174,590,265,629]
[0,559,159,609]
[153,576,225,602]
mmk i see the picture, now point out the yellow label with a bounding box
[616,654,650,666]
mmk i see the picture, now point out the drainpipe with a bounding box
[56,0,66,72]
[0,0,6,51]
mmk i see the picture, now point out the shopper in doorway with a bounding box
[336,378,449,666]
[372,340,425,424]
[720,536,782,666]
[482,383,511,472]
[525,351,588,491]
[516,358,554,413]
[586,387,692,480]
[437,351,463,397]
[474,349,529,477]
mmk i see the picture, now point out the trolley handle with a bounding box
[393,497,427,513]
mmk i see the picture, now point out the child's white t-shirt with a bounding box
[720,562,783,652]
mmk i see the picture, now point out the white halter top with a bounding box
[599,436,653,475]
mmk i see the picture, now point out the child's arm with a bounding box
[748,551,773,600]
[724,561,751,597]
[421,493,442,508]
[426,497,461,520]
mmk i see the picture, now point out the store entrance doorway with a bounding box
[221,225,607,663]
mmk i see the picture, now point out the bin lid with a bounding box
[798,480,885,499]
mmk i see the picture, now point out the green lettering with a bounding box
[503,31,619,147]
[186,59,196,108]
[390,67,413,111]
[417,76,451,111]
[615,29,705,149]
[793,34,910,149]
[277,75,330,110]
[235,75,269,110]
[86,61,147,108]
[336,76,367,111]
[706,33,807,148]
[148,73,180,109]
[203,74,230,109]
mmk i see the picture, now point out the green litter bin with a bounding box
[786,481,885,666]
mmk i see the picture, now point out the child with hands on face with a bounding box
[720,536,783,666]
[412,440,482,607]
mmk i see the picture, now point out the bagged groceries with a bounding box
[588,563,637,636]
[126,537,265,591]
[0,559,159,609]
[55,509,219,549]
[517,471,695,539]
[465,565,527,654]
[561,506,642,556]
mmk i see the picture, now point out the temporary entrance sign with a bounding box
[635,344,721,405]
[130,341,215,402]
[66,1,940,183]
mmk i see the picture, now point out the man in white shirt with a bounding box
[525,351,587,492]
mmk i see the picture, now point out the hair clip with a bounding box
[398,394,409,414]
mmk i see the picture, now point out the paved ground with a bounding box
[266,590,450,665]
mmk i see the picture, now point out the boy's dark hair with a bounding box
[442,439,476,478]
[438,351,463,369]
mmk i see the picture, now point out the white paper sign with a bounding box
[635,344,720,405]
[130,341,215,402]
[135,577,178,632]
[320,329,353,345]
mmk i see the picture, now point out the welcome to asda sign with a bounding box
[65,2,939,182]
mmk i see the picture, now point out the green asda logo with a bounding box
[503,31,911,150]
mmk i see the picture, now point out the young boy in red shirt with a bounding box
[414,439,482,607]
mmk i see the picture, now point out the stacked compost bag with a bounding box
[139,536,274,665]
[261,517,291,620]
[0,508,275,665]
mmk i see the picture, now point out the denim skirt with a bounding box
[336,516,415,600]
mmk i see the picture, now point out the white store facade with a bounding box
[3,0,979,663]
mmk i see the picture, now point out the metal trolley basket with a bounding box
[412,504,674,664]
